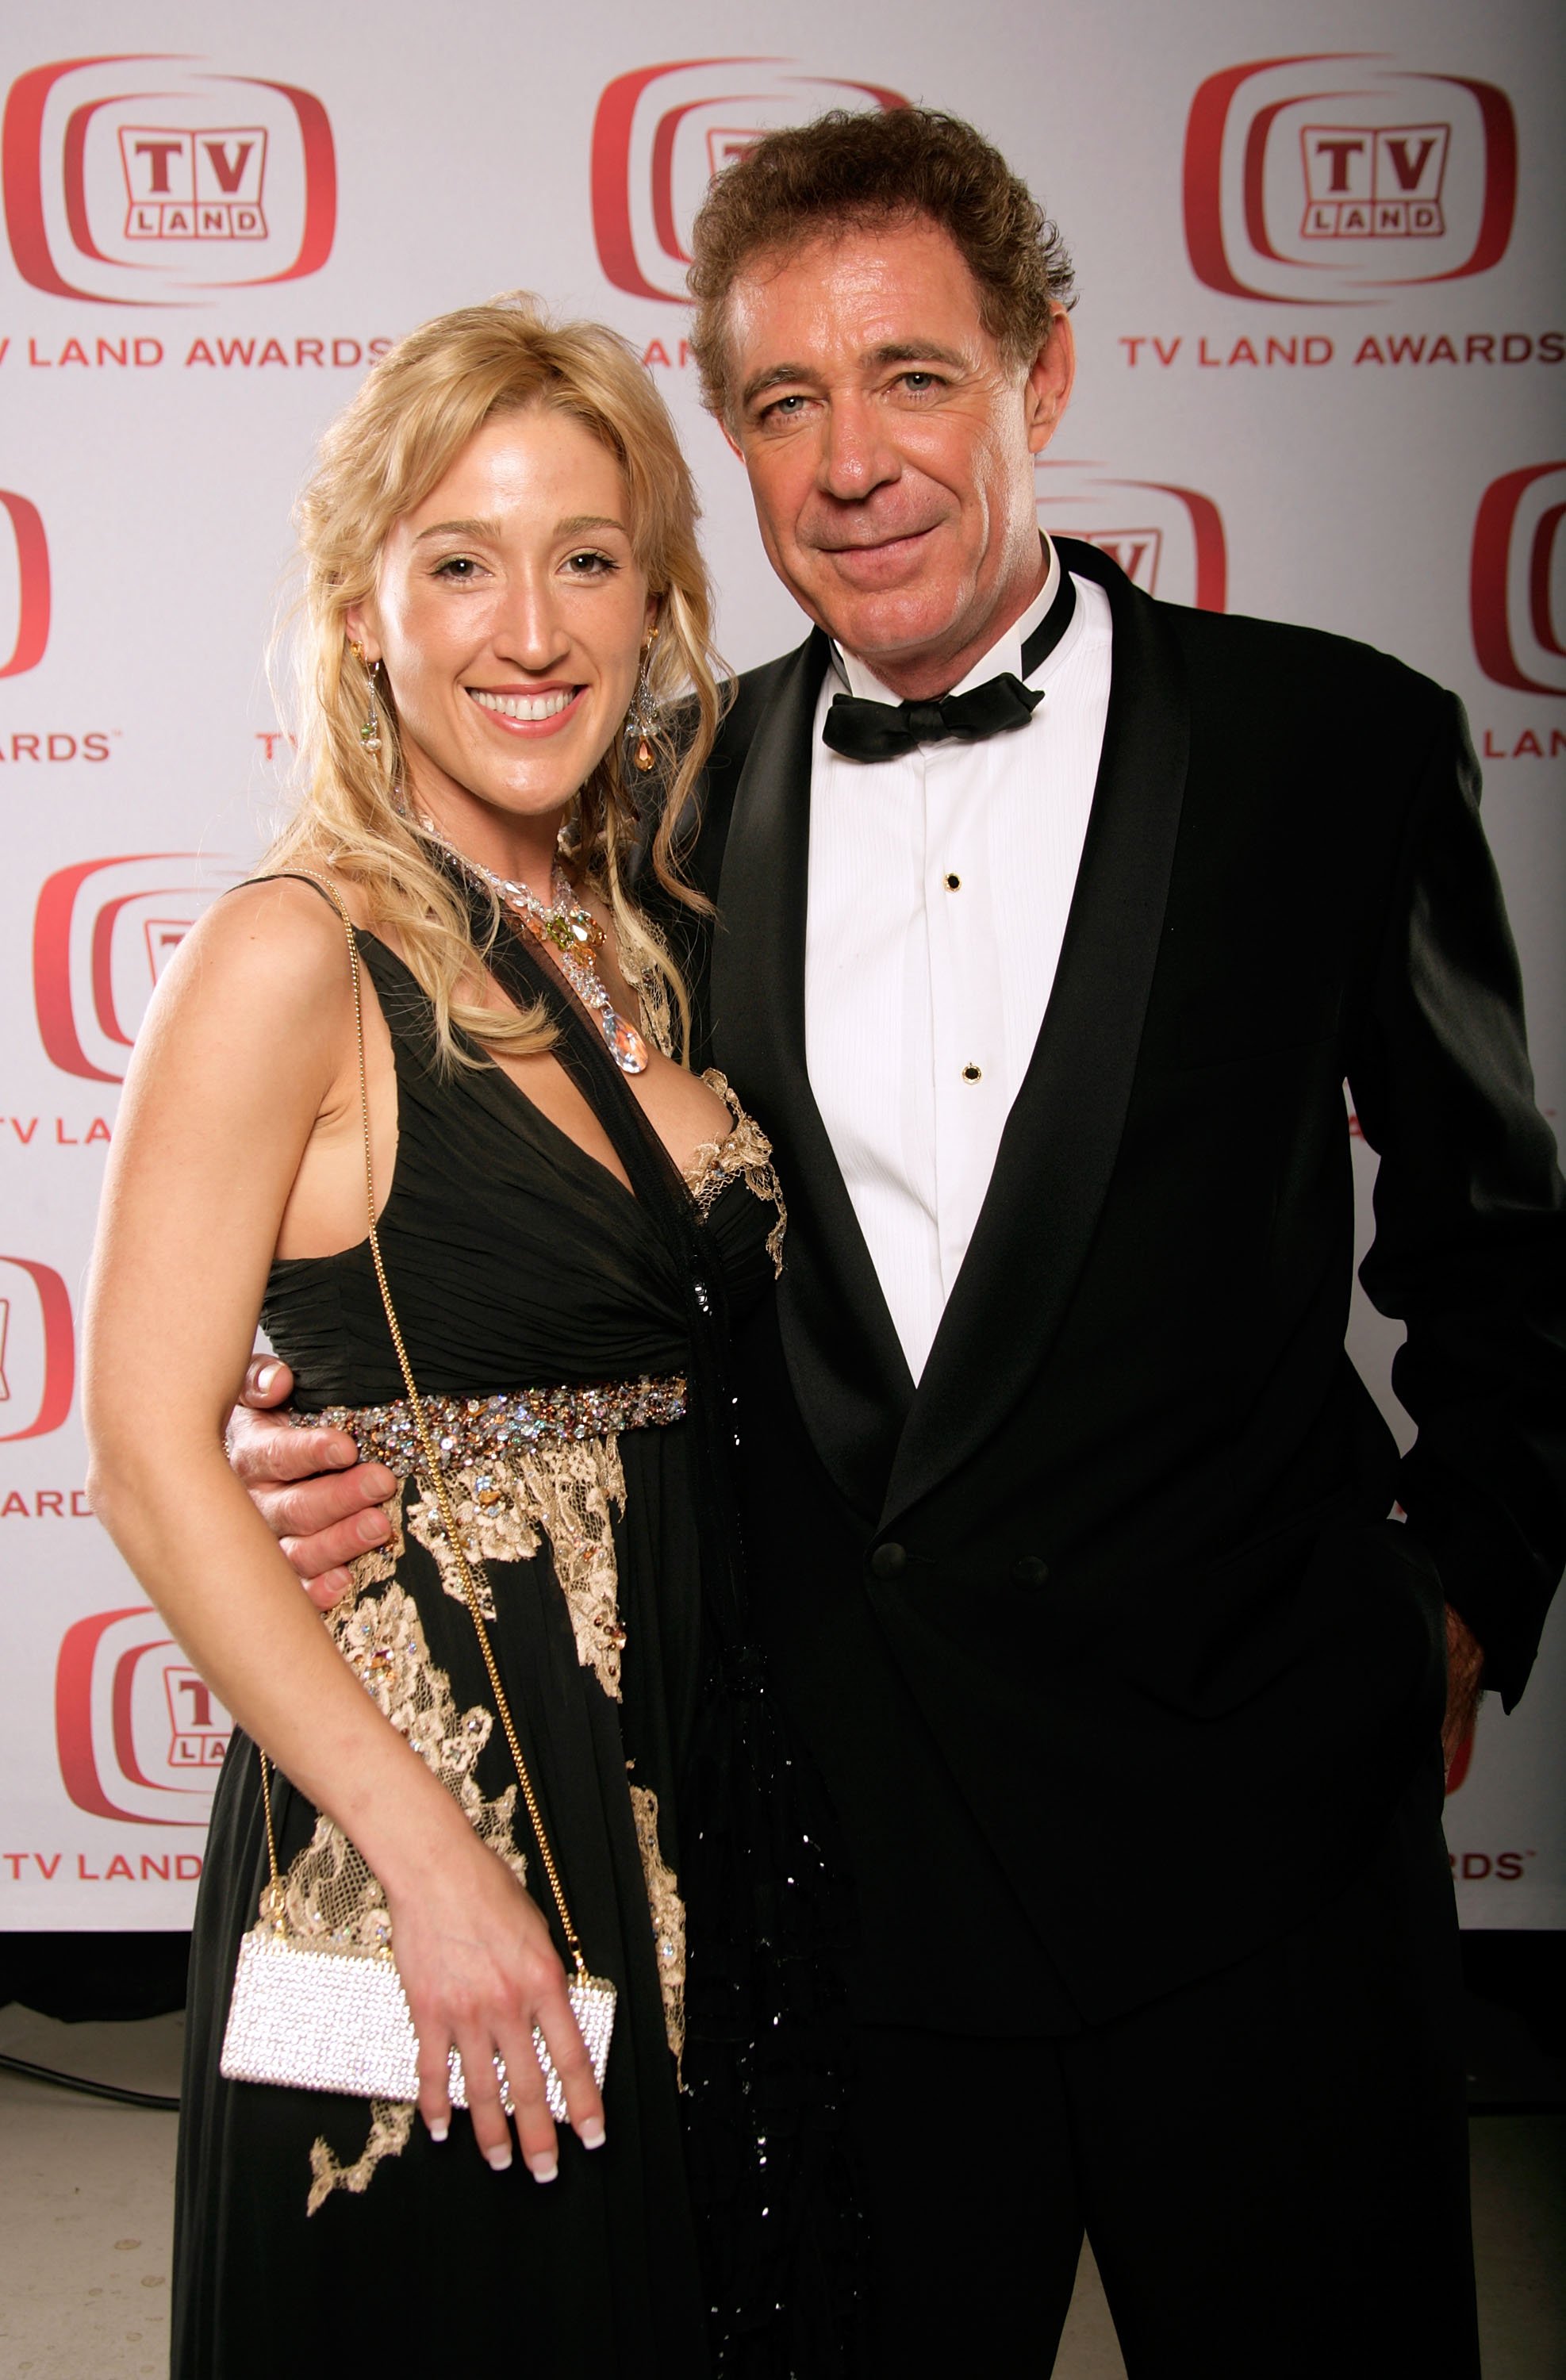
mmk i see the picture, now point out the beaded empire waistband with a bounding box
[292,1374,689,1476]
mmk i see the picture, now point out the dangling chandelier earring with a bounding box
[349,640,382,753]
[628,626,658,774]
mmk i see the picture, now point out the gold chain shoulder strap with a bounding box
[255,869,588,1981]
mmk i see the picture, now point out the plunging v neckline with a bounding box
[359,927,736,1215]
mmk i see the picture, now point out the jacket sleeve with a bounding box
[1349,690,1566,1706]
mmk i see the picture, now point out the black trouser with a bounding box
[846,1760,1477,2377]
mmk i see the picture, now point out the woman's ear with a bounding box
[342,603,381,665]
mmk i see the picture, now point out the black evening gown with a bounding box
[171,928,788,2377]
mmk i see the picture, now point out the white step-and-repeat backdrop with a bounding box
[1,0,1561,1929]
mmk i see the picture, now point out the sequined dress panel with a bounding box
[171,933,783,2379]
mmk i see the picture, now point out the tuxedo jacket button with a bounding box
[868,1541,908,1580]
[1011,1555,1050,1590]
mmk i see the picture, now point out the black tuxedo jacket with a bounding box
[653,538,1566,2033]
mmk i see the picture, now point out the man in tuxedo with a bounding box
[233,109,1563,2374]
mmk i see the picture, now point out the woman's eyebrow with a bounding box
[411,516,501,543]
[410,513,628,543]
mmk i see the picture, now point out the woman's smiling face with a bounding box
[350,405,654,853]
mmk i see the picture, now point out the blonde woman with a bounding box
[83,300,823,2375]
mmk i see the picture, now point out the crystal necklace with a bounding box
[463,850,650,1076]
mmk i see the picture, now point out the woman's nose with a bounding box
[492,575,571,670]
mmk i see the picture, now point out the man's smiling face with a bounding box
[722,215,1073,701]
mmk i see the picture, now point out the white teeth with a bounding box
[470,688,575,723]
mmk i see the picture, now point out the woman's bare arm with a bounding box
[83,877,604,2173]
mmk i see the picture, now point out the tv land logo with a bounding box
[1184,55,1516,303]
[592,58,908,302]
[56,1606,231,1825]
[1038,466,1228,613]
[2,56,335,303]
[1471,462,1566,698]
[33,852,245,1083]
[0,1256,74,1442]
[0,491,50,678]
[119,121,267,242]
[1300,123,1448,241]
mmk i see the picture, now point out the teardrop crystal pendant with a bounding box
[634,735,656,774]
[602,1009,651,1074]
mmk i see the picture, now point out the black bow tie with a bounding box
[822,567,1077,763]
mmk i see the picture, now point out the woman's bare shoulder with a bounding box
[150,862,367,1028]
[221,860,373,932]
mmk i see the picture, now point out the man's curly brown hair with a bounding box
[687,107,1076,423]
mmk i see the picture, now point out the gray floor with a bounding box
[0,2003,1560,2377]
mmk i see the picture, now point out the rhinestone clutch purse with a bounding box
[220,877,616,2117]
[223,1929,616,2119]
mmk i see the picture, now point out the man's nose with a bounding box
[816,393,898,500]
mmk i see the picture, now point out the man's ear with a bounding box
[1024,306,1076,458]
[718,412,745,462]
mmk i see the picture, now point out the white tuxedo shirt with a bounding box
[804,540,1114,1380]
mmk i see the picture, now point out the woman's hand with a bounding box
[383,1832,607,2178]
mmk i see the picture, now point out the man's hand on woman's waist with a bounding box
[227,1355,395,1608]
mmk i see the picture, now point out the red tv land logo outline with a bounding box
[33,852,243,1083]
[1038,467,1228,612]
[1445,1727,1475,1795]
[2,54,335,304]
[1472,463,1566,698]
[592,58,908,302]
[56,1606,231,1825]
[0,1256,74,1441]
[1184,54,1516,303]
[0,492,49,677]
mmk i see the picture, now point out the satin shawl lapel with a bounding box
[709,628,914,1520]
[881,539,1191,1528]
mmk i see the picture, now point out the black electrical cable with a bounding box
[0,2049,178,2110]
[2,2044,1549,2123]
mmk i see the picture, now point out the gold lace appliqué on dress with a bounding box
[632,947,678,1064]
[629,1783,686,2070]
[308,2099,414,2210]
[405,1434,630,1700]
[282,1500,531,2213]
[683,1071,787,1275]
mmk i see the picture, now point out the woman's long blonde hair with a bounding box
[268,294,724,1063]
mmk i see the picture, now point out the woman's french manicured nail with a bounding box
[530,2155,558,2184]
[485,2145,512,2172]
[427,2117,448,2143]
[255,1362,281,1394]
[579,2117,605,2150]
